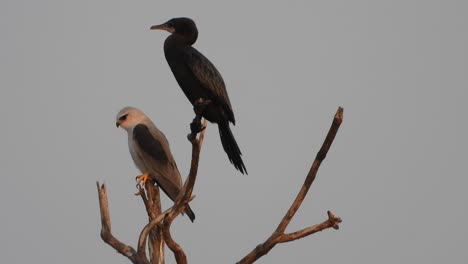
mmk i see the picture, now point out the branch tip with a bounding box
[237,107,344,264]
[335,107,343,122]
[327,211,342,230]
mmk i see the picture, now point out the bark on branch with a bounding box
[140,181,164,264]
[96,182,150,264]
[236,107,344,264]
[97,107,344,264]
[160,119,208,264]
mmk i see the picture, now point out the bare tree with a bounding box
[97,107,344,264]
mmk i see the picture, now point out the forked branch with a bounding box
[96,182,150,264]
[98,107,344,264]
[237,107,344,264]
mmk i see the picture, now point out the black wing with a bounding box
[133,124,168,162]
[185,47,235,123]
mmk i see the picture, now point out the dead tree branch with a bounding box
[98,107,343,264]
[144,182,165,264]
[161,118,208,264]
[136,181,165,264]
[236,107,344,264]
[96,182,150,264]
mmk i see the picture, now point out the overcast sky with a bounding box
[1,1,467,263]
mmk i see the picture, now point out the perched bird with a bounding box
[151,17,247,174]
[116,106,195,222]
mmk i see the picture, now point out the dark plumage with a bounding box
[133,124,169,163]
[134,125,195,221]
[151,17,247,174]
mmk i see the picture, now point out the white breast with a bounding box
[128,132,147,173]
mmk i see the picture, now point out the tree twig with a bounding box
[279,211,342,243]
[138,181,165,264]
[148,184,165,264]
[162,119,208,264]
[137,208,170,258]
[237,107,344,264]
[96,182,150,264]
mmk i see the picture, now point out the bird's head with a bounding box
[151,17,198,43]
[116,106,147,131]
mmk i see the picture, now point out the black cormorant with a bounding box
[151,17,247,174]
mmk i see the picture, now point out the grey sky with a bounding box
[1,1,467,263]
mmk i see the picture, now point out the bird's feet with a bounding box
[190,118,206,133]
[135,173,150,190]
[188,98,210,140]
[193,98,211,116]
[188,118,206,140]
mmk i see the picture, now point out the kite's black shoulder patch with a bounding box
[133,124,168,162]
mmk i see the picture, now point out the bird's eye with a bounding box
[119,114,128,121]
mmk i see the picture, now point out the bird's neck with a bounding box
[165,33,197,48]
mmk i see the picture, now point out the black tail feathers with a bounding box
[218,122,247,174]
[185,205,196,222]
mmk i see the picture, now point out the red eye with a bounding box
[119,114,128,121]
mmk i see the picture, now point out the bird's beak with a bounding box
[116,121,120,128]
[150,23,175,33]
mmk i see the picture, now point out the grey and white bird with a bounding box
[116,106,195,222]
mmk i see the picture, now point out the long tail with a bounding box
[218,121,247,174]
[184,205,196,222]
[155,177,196,222]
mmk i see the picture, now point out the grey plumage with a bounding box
[116,106,195,222]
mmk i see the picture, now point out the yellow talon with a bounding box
[135,173,150,189]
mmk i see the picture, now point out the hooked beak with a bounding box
[116,121,120,128]
[150,23,175,33]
